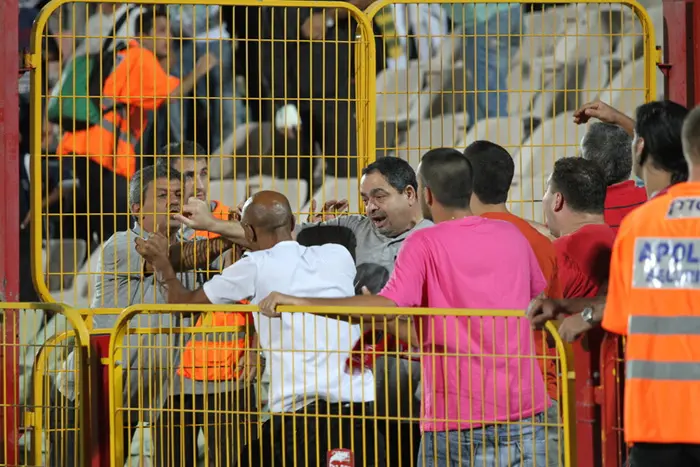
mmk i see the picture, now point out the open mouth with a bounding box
[370,215,387,228]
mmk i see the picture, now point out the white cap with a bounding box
[274,104,302,129]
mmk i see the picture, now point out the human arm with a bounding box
[136,234,258,305]
[260,232,429,325]
[258,291,397,322]
[573,100,636,136]
[171,53,218,98]
[173,197,250,247]
[527,295,606,329]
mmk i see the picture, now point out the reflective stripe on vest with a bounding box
[627,315,700,381]
[101,118,139,147]
[178,306,251,382]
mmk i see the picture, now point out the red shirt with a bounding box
[604,180,647,234]
[554,224,616,299]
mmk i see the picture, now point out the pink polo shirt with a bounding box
[379,216,549,432]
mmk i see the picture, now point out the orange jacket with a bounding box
[57,41,180,179]
[194,200,232,239]
[178,301,253,382]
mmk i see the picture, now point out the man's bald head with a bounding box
[241,191,295,234]
[682,105,700,165]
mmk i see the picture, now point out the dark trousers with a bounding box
[381,421,422,467]
[240,400,386,467]
[71,157,130,250]
[630,443,700,467]
[153,390,255,467]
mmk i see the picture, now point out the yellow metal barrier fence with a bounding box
[0,302,91,467]
[27,0,658,306]
[108,304,574,467]
[28,0,376,306]
[366,0,659,222]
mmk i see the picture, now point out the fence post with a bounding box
[0,0,21,463]
[662,0,700,106]
[572,329,605,467]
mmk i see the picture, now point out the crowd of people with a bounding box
[14,2,700,467]
[39,94,698,467]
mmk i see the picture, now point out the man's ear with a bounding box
[404,185,417,202]
[243,223,257,245]
[424,187,434,207]
[553,192,565,213]
[131,204,141,215]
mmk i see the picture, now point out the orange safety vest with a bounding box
[56,41,180,179]
[602,181,700,444]
[178,301,253,382]
[195,200,232,239]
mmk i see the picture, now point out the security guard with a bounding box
[602,105,700,466]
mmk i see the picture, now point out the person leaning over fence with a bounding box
[464,140,563,467]
[579,120,647,233]
[260,148,550,467]
[54,6,217,249]
[135,190,385,467]
[176,156,431,465]
[153,142,254,467]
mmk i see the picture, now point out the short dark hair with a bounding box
[296,225,357,263]
[682,104,700,164]
[128,164,181,209]
[354,263,390,295]
[635,100,689,184]
[550,157,607,215]
[156,141,209,170]
[463,140,514,204]
[136,5,169,37]
[419,148,473,209]
[581,122,633,186]
[361,157,417,193]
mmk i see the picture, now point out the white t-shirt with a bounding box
[203,240,375,413]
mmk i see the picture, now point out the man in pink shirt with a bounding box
[260,148,549,466]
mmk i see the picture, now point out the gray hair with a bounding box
[128,164,182,211]
[580,122,634,186]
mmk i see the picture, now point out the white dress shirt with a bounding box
[203,240,375,413]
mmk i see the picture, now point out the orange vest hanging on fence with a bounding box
[178,301,252,382]
[194,200,232,239]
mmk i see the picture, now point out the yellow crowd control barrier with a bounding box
[107,304,574,467]
[27,0,658,306]
[367,0,659,222]
[0,302,90,467]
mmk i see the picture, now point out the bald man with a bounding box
[136,190,385,466]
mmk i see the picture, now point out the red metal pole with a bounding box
[662,0,700,107]
[572,330,604,467]
[0,0,21,463]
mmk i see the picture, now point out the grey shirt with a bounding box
[299,215,433,419]
[300,215,433,272]
[91,224,228,413]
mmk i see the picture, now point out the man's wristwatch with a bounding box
[581,307,597,325]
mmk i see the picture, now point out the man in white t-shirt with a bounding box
[136,190,384,466]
